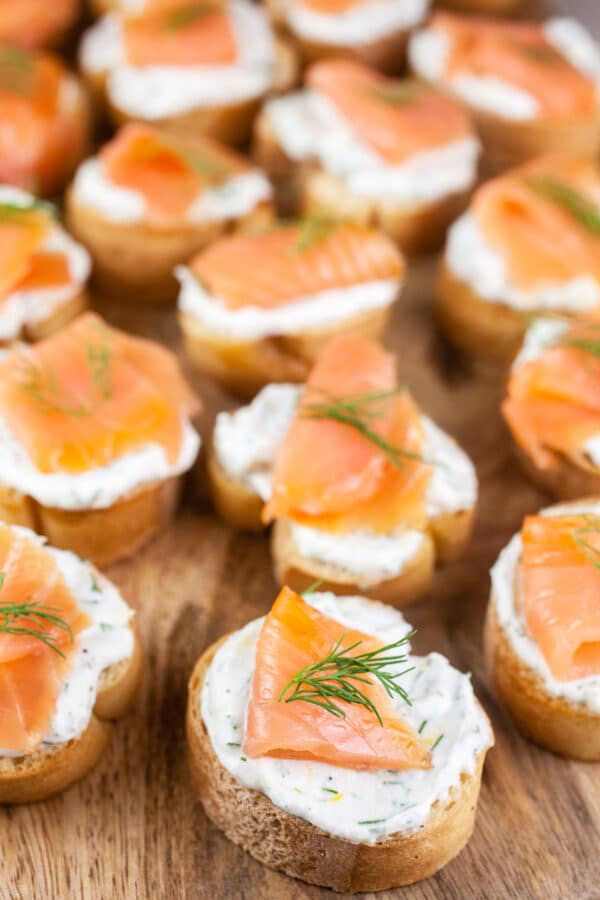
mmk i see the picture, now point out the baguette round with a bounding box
[510,440,600,502]
[484,600,600,761]
[0,629,142,804]
[1,288,87,346]
[187,637,489,892]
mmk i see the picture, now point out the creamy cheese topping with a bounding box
[282,0,428,46]
[0,187,91,341]
[409,17,600,122]
[176,266,400,341]
[264,90,480,205]
[79,1,277,117]
[0,418,200,511]
[0,528,135,757]
[71,157,272,227]
[491,502,600,714]
[213,384,477,583]
[445,211,600,313]
[201,591,493,843]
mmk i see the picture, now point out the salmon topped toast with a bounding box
[0,312,200,567]
[177,218,405,395]
[409,14,600,172]
[188,586,493,891]
[208,336,477,606]
[0,0,79,49]
[0,523,141,803]
[264,0,430,74]
[66,124,273,304]
[79,0,297,146]
[0,187,89,343]
[253,58,479,254]
[486,501,600,760]
[438,155,600,362]
[0,44,91,197]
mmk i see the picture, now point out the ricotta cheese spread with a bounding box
[201,591,493,843]
[282,0,428,47]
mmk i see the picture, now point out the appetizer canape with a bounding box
[209,336,477,606]
[486,504,600,760]
[66,124,273,304]
[177,218,405,396]
[79,0,297,146]
[253,59,479,253]
[0,523,141,803]
[0,0,79,49]
[0,44,91,197]
[0,187,90,343]
[438,155,600,362]
[188,586,494,891]
[265,0,430,74]
[409,14,600,173]
[0,312,200,567]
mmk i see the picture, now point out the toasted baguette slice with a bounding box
[510,440,600,502]
[187,637,488,892]
[0,476,182,568]
[0,630,142,804]
[484,601,600,761]
[1,289,87,346]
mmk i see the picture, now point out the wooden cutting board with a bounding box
[2,3,600,899]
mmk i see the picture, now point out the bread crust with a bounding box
[484,600,600,761]
[435,0,521,12]
[0,630,142,804]
[65,187,273,304]
[187,637,489,892]
[510,440,600,502]
[0,476,183,568]
[0,289,87,346]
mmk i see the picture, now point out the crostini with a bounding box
[486,503,600,760]
[209,336,477,607]
[177,218,405,396]
[0,312,200,567]
[0,0,79,49]
[0,44,91,197]
[188,586,494,891]
[0,186,90,343]
[253,58,479,253]
[0,523,141,803]
[66,124,273,304]
[265,0,430,74]
[438,155,600,362]
[78,0,297,146]
[409,13,600,173]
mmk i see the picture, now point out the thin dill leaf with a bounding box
[524,174,600,235]
[163,4,214,30]
[293,217,338,253]
[0,600,73,657]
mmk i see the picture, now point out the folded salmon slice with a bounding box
[307,59,472,164]
[503,321,600,470]
[433,12,597,118]
[0,203,51,300]
[519,515,600,681]
[0,524,91,753]
[0,312,199,474]
[189,219,404,309]
[124,3,238,67]
[263,335,430,533]
[244,587,430,770]
[15,250,71,292]
[0,0,77,49]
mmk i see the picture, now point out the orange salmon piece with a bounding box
[124,4,237,67]
[519,514,600,681]
[15,251,71,292]
[244,587,430,771]
[0,0,77,50]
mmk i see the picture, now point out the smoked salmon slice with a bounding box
[124,4,238,67]
[15,251,71,293]
[299,0,365,11]
[263,336,430,533]
[189,219,404,310]
[0,524,91,753]
[519,514,600,681]
[0,203,51,300]
[307,59,472,164]
[101,124,248,225]
[503,321,600,470]
[0,0,77,50]
[244,586,430,771]
[433,13,597,118]
[0,312,199,474]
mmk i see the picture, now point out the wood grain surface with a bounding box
[2,2,600,899]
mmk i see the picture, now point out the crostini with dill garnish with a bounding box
[176,218,405,397]
[187,585,494,891]
[486,502,600,760]
[0,312,200,567]
[437,156,600,363]
[0,523,141,803]
[208,335,477,607]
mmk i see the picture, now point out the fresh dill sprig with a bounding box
[0,598,73,658]
[278,632,415,726]
[369,81,422,106]
[302,579,324,597]
[163,4,214,30]
[524,174,600,236]
[292,217,338,254]
[571,515,600,570]
[0,45,35,94]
